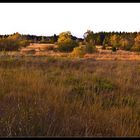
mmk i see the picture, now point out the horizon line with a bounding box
[1,30,140,38]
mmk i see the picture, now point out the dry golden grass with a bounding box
[19,43,140,60]
[84,50,140,60]
[0,56,140,137]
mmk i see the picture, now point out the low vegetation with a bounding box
[71,43,96,58]
[71,45,86,57]
[0,32,30,51]
[0,56,140,136]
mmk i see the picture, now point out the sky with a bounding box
[0,3,140,38]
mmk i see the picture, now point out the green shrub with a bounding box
[19,40,31,48]
[71,43,97,58]
[0,38,19,51]
[0,38,30,51]
[112,47,117,52]
[0,32,31,51]
[57,40,77,52]
[85,43,96,53]
[71,45,86,57]
[57,31,78,52]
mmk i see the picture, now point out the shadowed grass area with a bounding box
[0,56,140,136]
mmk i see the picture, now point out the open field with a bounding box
[1,50,140,61]
[84,50,140,60]
[1,43,139,60]
[0,56,140,136]
[1,3,140,137]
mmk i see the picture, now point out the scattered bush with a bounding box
[57,31,78,52]
[71,45,86,57]
[71,43,97,58]
[19,40,31,48]
[0,33,30,51]
[57,40,78,52]
[112,47,117,52]
[0,38,20,51]
[85,43,96,53]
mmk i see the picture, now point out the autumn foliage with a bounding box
[0,32,30,51]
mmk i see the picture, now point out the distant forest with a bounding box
[0,33,83,44]
[1,30,140,52]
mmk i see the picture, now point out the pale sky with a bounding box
[0,3,140,38]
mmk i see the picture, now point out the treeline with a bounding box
[0,33,82,44]
[0,33,58,44]
[0,33,58,51]
[0,33,32,51]
[0,32,84,51]
[83,30,140,51]
[56,30,140,55]
[1,30,140,52]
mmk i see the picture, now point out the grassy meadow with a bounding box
[0,56,140,137]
